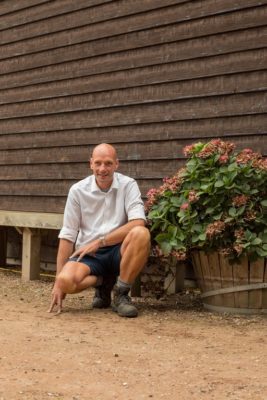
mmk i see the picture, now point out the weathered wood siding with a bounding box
[0,0,266,213]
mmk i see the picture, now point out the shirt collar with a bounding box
[91,173,119,193]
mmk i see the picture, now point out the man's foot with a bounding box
[92,274,117,309]
[112,284,138,318]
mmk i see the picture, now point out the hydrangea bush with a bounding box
[146,139,267,262]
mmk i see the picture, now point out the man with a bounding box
[48,143,150,317]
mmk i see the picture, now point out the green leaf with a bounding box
[255,248,267,257]
[191,234,199,243]
[251,238,262,245]
[228,162,237,171]
[160,241,172,255]
[229,207,237,217]
[261,200,267,207]
[214,180,224,188]
[236,205,246,216]
[168,225,177,238]
[206,207,215,215]
[198,233,207,241]
[170,196,181,206]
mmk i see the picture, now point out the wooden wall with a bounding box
[0,0,266,213]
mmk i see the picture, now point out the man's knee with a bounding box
[128,226,151,247]
[56,272,77,293]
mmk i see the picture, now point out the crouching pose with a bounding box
[48,143,150,317]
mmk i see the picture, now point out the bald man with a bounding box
[49,143,150,317]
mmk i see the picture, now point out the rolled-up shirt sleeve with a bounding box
[58,187,81,243]
[125,180,146,221]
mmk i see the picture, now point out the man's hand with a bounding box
[48,284,66,314]
[70,239,101,261]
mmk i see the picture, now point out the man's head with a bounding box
[90,143,119,190]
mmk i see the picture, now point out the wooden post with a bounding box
[0,226,7,266]
[164,260,185,295]
[22,228,41,281]
[131,274,141,297]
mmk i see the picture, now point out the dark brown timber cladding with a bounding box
[0,0,266,213]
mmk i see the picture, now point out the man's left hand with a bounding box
[70,239,101,261]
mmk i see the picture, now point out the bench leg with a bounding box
[22,228,41,281]
[0,226,7,266]
[164,263,185,294]
[131,274,141,297]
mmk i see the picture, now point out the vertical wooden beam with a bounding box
[22,228,41,281]
[131,274,141,297]
[0,226,7,266]
[164,261,185,294]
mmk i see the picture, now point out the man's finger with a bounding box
[47,299,56,313]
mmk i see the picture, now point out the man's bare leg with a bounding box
[113,226,151,317]
[49,261,99,313]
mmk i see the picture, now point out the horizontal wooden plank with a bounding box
[0,0,197,47]
[1,71,266,118]
[0,180,75,196]
[1,0,263,46]
[0,0,115,30]
[0,160,185,180]
[0,0,50,16]
[0,92,266,134]
[0,0,182,32]
[1,1,265,59]
[0,179,161,197]
[0,114,266,149]
[0,196,67,213]
[1,26,266,90]
[1,8,266,74]
[0,135,265,166]
[0,210,63,229]
[1,48,266,102]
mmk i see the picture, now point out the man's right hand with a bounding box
[48,284,66,314]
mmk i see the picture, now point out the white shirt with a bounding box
[59,172,146,248]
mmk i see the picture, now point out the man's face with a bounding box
[90,150,119,190]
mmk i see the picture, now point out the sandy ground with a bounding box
[0,270,266,400]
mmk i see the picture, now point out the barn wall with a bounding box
[0,0,266,214]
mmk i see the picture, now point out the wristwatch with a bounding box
[99,236,106,247]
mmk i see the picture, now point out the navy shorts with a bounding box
[69,244,121,277]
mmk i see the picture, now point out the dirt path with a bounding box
[0,271,266,400]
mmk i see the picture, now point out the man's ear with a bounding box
[115,159,119,170]
[89,158,93,170]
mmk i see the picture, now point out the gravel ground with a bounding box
[0,270,266,400]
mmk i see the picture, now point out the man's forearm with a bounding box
[56,238,74,275]
[103,219,145,247]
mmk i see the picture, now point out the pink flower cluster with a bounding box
[145,173,184,212]
[219,247,233,256]
[233,244,244,256]
[180,202,189,211]
[145,188,160,212]
[236,148,261,165]
[198,139,235,159]
[188,190,199,203]
[206,221,226,239]
[253,157,267,171]
[244,210,257,222]
[183,139,236,160]
[183,144,195,156]
[232,194,249,207]
[170,249,187,261]
[234,228,245,240]
[158,175,182,195]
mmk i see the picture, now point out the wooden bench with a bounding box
[0,211,184,295]
[0,211,63,281]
